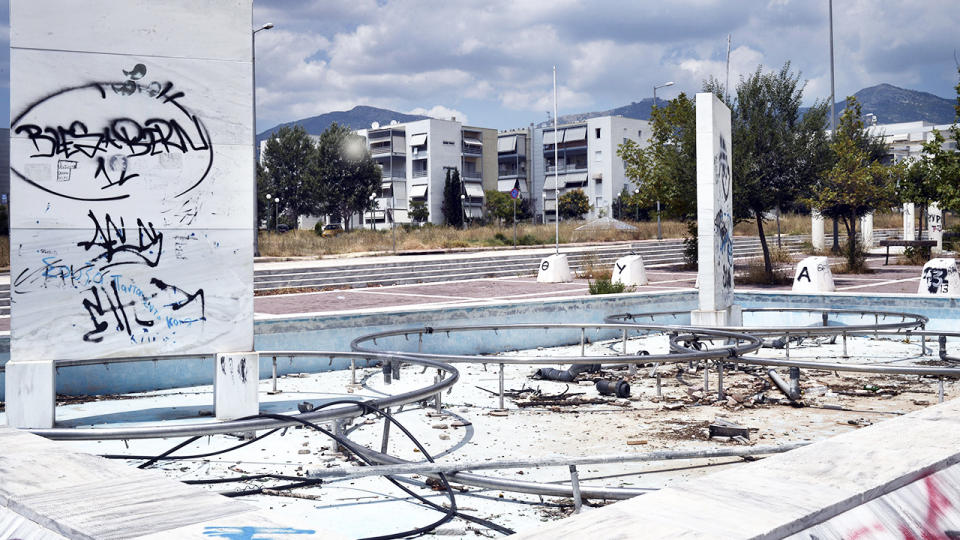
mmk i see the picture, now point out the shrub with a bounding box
[588,278,626,295]
[899,245,931,265]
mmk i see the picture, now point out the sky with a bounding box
[1,1,958,131]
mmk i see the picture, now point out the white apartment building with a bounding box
[355,118,497,228]
[497,127,532,200]
[530,116,650,222]
[260,118,497,230]
[864,120,958,163]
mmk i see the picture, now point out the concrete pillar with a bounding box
[928,204,943,253]
[4,360,56,428]
[792,256,836,293]
[811,210,825,251]
[903,203,916,241]
[537,254,572,283]
[691,92,740,327]
[860,212,874,249]
[214,352,260,421]
[612,255,648,286]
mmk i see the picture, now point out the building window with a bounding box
[595,128,601,139]
[595,151,602,162]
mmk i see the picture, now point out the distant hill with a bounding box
[257,105,429,145]
[542,83,956,128]
[832,83,957,125]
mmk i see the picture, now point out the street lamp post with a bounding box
[264,194,280,231]
[460,194,467,230]
[634,188,640,222]
[252,22,273,256]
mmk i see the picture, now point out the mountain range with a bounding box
[259,83,957,141]
[257,105,429,146]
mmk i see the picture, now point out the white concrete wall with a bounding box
[9,0,254,360]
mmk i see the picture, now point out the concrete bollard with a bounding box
[918,258,960,297]
[792,256,836,293]
[214,352,260,420]
[3,359,56,428]
[537,254,572,283]
[612,255,648,286]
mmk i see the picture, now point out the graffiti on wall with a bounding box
[10,59,250,358]
[713,134,734,303]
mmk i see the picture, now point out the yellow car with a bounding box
[321,223,344,237]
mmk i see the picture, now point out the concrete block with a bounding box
[918,258,960,297]
[537,254,572,283]
[214,352,259,421]
[4,359,56,428]
[811,211,825,251]
[792,256,835,293]
[612,255,648,286]
[690,305,742,327]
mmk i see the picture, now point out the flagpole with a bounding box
[553,65,559,256]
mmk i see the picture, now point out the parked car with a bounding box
[277,223,290,233]
[321,223,344,237]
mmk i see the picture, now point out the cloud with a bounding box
[408,105,468,124]
[246,0,960,131]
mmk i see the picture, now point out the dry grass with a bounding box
[736,247,797,285]
[733,211,902,237]
[575,251,612,280]
[0,236,7,270]
[258,221,692,258]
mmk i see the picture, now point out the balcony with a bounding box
[545,164,588,174]
[462,146,482,156]
[412,169,428,178]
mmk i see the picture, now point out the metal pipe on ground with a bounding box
[769,368,801,402]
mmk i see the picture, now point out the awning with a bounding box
[497,135,517,153]
[561,173,588,186]
[543,129,564,145]
[381,181,393,190]
[463,137,483,146]
[464,183,485,198]
[409,133,427,146]
[564,126,587,141]
[409,184,428,198]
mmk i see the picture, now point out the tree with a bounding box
[441,168,464,227]
[930,67,960,214]
[618,92,697,222]
[558,189,591,219]
[484,189,515,225]
[409,200,429,225]
[704,63,831,281]
[808,98,901,269]
[897,156,938,238]
[260,125,322,224]
[316,122,382,230]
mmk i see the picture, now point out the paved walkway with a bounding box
[254,258,930,319]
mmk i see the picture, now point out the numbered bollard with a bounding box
[918,258,960,297]
[537,253,572,283]
[792,256,836,293]
[612,255,648,286]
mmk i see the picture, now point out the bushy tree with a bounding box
[897,157,939,238]
[618,93,697,222]
[441,168,464,227]
[316,123,382,230]
[704,63,831,281]
[558,189,591,219]
[928,68,960,214]
[808,98,901,269]
[484,189,515,225]
[260,125,322,224]
[409,200,429,225]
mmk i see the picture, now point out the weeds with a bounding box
[899,245,931,265]
[588,278,627,295]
